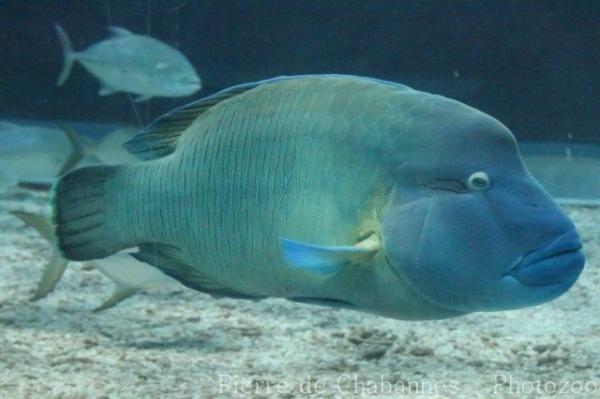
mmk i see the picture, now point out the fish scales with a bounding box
[188,80,389,293]
[109,79,390,295]
[197,86,309,289]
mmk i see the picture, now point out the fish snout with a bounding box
[507,229,585,286]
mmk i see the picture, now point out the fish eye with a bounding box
[467,172,490,191]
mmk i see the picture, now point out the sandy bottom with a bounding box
[0,189,599,398]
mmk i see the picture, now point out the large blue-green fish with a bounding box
[51,75,585,320]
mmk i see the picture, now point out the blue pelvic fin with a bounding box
[280,235,380,276]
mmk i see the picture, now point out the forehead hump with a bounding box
[425,98,519,158]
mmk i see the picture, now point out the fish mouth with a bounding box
[507,229,585,286]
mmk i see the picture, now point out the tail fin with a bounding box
[54,24,76,86]
[9,211,69,300]
[51,165,127,260]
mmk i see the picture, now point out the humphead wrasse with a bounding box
[51,75,585,320]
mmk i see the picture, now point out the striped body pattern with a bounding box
[111,77,406,298]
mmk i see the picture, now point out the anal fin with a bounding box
[133,243,263,300]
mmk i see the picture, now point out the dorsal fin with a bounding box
[123,74,413,160]
[123,82,262,160]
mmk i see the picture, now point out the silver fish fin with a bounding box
[123,81,268,160]
[134,94,152,103]
[94,285,139,312]
[55,24,77,86]
[280,234,380,275]
[9,211,69,300]
[10,210,54,243]
[133,243,263,300]
[58,124,86,176]
[107,26,134,37]
[32,251,69,301]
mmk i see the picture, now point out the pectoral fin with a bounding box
[280,234,380,275]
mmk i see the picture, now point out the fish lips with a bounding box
[507,229,585,287]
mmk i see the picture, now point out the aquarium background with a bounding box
[1,0,599,143]
[1,2,600,397]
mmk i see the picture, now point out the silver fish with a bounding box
[51,75,585,320]
[0,122,139,190]
[10,211,177,311]
[91,253,179,311]
[90,126,139,165]
[55,24,201,102]
[0,121,87,187]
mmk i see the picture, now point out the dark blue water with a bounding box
[0,0,598,143]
